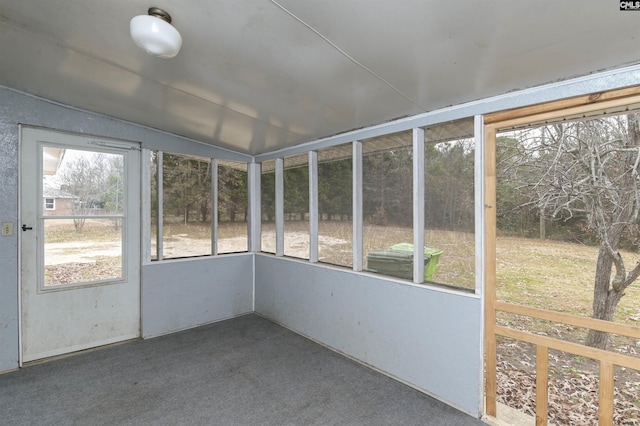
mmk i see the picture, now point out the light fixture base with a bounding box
[148,7,172,24]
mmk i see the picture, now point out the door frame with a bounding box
[18,125,142,365]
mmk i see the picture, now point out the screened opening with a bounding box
[161,153,213,259]
[362,130,413,278]
[217,160,248,254]
[283,153,309,259]
[423,118,475,290]
[317,143,353,268]
[486,103,640,424]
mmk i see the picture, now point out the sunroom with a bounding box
[1,2,640,425]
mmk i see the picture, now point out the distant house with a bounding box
[42,182,76,216]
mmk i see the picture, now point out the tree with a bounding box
[162,154,212,224]
[510,114,640,349]
[219,164,247,222]
[261,171,276,222]
[58,152,121,232]
[318,157,352,220]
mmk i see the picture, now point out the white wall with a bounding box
[254,255,483,416]
[142,255,254,338]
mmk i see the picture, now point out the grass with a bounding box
[496,236,640,327]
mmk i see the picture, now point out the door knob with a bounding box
[21,224,33,231]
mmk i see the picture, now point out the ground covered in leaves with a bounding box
[497,339,640,425]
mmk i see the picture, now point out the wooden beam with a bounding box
[496,326,640,370]
[484,123,498,417]
[484,86,640,124]
[495,301,640,339]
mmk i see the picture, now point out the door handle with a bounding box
[21,224,33,231]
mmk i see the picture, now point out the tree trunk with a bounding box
[584,245,624,349]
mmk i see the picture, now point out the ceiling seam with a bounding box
[0,18,303,140]
[269,0,426,111]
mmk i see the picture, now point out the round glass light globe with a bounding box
[130,15,182,58]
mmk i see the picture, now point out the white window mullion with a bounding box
[141,149,151,263]
[248,162,261,253]
[157,151,164,261]
[275,158,284,256]
[353,140,363,271]
[212,158,218,256]
[309,151,318,263]
[413,128,425,283]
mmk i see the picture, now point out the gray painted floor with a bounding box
[0,314,485,425]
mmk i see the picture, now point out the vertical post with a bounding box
[212,158,218,256]
[275,158,284,256]
[353,141,363,271]
[536,346,549,426]
[485,123,498,418]
[309,151,318,263]
[247,162,261,253]
[413,128,425,284]
[599,361,614,426]
[474,114,486,296]
[141,149,151,263]
[475,114,487,417]
[157,151,164,261]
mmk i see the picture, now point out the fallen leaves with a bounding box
[496,352,640,425]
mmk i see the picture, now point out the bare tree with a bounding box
[58,152,122,232]
[514,114,640,349]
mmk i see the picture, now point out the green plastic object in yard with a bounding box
[389,243,443,281]
[366,249,415,280]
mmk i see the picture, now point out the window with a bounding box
[261,159,276,254]
[362,130,413,278]
[162,153,212,259]
[424,118,475,289]
[44,198,55,210]
[317,144,352,267]
[217,160,248,254]
[149,150,250,261]
[284,153,309,259]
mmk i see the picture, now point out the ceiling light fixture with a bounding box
[130,7,182,58]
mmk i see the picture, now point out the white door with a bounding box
[20,127,140,363]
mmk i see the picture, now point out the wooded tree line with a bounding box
[151,153,248,224]
[260,142,475,231]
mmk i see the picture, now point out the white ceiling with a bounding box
[1,1,639,155]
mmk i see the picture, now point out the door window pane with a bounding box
[44,218,123,286]
[41,146,125,286]
[43,148,125,217]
